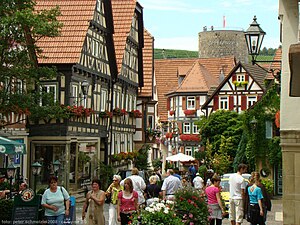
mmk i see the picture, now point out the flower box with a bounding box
[129,109,142,118]
[184,109,196,116]
[180,134,200,142]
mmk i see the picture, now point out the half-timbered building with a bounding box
[201,62,267,116]
[29,0,144,190]
[134,29,160,167]
[155,57,235,165]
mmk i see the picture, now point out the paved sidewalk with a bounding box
[223,198,283,225]
[73,198,282,225]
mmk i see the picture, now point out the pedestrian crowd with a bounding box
[0,164,272,225]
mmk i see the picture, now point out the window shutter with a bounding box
[241,95,247,110]
[196,96,200,109]
[245,73,249,82]
[229,96,234,110]
[182,97,186,110]
[167,97,170,110]
[177,122,182,134]
[213,95,219,111]
[257,95,262,101]
[232,73,236,82]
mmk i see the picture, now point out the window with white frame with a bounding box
[70,84,78,106]
[265,121,273,139]
[133,96,137,110]
[93,40,99,57]
[187,96,195,109]
[170,97,174,110]
[185,147,192,156]
[115,91,120,108]
[148,115,154,129]
[128,95,133,111]
[117,133,121,153]
[247,96,257,108]
[237,74,245,82]
[183,122,190,134]
[121,133,125,152]
[40,84,57,106]
[220,96,228,110]
[100,90,107,111]
[193,123,199,134]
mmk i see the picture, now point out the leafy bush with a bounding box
[261,178,274,196]
[174,187,209,225]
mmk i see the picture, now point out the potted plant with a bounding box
[129,109,142,118]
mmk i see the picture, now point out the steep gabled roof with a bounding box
[201,62,267,110]
[139,29,153,97]
[155,56,236,121]
[35,0,95,64]
[267,47,282,80]
[111,0,137,73]
[169,61,218,94]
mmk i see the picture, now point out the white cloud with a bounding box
[154,36,198,51]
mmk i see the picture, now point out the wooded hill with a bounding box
[154,48,277,60]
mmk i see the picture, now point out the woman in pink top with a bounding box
[117,178,138,225]
[205,175,225,225]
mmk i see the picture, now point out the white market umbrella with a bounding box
[166,153,195,162]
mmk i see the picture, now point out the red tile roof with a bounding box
[267,47,282,80]
[155,57,236,121]
[35,0,95,64]
[139,29,153,97]
[174,62,218,93]
[111,0,137,72]
[36,0,138,70]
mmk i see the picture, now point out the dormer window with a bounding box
[237,74,245,82]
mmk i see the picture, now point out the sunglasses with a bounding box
[113,179,118,182]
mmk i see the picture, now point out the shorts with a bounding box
[229,198,244,223]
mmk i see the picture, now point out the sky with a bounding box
[138,0,280,51]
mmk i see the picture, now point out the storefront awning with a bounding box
[0,136,26,154]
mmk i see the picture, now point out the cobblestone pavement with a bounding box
[74,198,282,225]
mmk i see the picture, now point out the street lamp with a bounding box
[250,117,258,130]
[245,16,281,82]
[81,80,90,99]
[7,163,16,199]
[31,162,42,194]
[53,160,61,177]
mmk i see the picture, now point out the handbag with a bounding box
[60,187,71,210]
[105,193,112,204]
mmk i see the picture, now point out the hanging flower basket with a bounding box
[170,110,175,116]
[275,110,280,128]
[166,132,173,139]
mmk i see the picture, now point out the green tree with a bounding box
[0,0,62,127]
[197,110,243,170]
[234,84,281,171]
[133,144,150,171]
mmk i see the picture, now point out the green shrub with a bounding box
[261,178,274,195]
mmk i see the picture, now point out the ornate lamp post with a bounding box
[53,160,61,177]
[7,163,16,199]
[81,80,90,100]
[244,16,281,82]
[250,116,258,130]
[31,162,42,194]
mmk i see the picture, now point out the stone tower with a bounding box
[198,28,249,63]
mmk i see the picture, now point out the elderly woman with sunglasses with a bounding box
[106,175,123,225]
[41,176,70,225]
